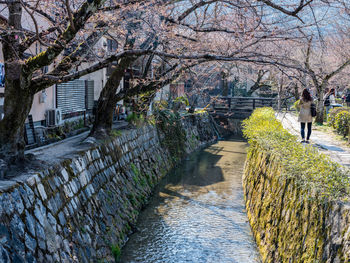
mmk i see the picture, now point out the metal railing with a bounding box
[212,96,277,112]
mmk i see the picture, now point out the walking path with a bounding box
[0,121,129,185]
[277,112,350,167]
[27,121,129,163]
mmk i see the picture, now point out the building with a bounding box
[0,8,119,145]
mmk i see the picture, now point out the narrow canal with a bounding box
[121,138,261,263]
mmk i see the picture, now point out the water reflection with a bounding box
[120,138,261,263]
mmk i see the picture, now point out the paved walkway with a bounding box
[277,112,350,168]
[0,121,130,190]
[26,121,129,163]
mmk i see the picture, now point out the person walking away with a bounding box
[346,89,350,107]
[298,89,313,143]
[324,88,338,117]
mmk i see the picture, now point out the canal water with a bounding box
[120,138,261,263]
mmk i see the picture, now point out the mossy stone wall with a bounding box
[243,145,350,263]
[0,113,216,263]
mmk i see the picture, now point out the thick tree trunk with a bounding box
[0,72,33,163]
[90,56,136,137]
[0,2,33,163]
[293,84,300,101]
[315,85,326,124]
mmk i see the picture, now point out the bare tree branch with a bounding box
[23,0,106,75]
[257,0,314,22]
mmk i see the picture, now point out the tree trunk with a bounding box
[293,84,300,101]
[0,71,33,163]
[315,85,326,124]
[90,56,136,137]
[0,2,34,163]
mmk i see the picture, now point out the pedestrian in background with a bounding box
[346,89,350,107]
[324,88,337,116]
[298,88,313,143]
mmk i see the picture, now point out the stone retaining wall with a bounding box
[243,145,350,263]
[0,113,216,263]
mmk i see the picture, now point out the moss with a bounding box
[130,163,140,177]
[154,109,187,158]
[244,143,333,262]
[243,108,349,200]
[110,244,121,262]
[110,129,122,138]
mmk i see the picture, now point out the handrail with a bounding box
[220,96,275,100]
[212,96,277,111]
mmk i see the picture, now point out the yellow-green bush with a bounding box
[334,111,350,137]
[328,107,350,128]
[242,107,349,200]
[291,99,300,112]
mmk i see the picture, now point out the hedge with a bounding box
[328,107,350,137]
[328,107,350,127]
[242,107,349,200]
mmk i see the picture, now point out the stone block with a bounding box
[47,178,57,192]
[60,169,69,183]
[0,224,10,246]
[10,214,25,237]
[67,203,74,217]
[11,188,24,215]
[1,193,14,216]
[45,254,54,263]
[34,200,46,227]
[58,212,66,226]
[91,149,100,160]
[74,158,84,173]
[47,197,58,215]
[16,185,31,211]
[25,174,40,187]
[63,185,73,198]
[0,244,10,262]
[36,222,46,250]
[45,223,58,254]
[47,213,57,232]
[54,176,63,189]
[79,171,88,187]
[70,179,79,195]
[37,183,47,201]
[25,211,36,237]
[53,253,60,263]
[25,233,37,252]
[25,253,37,263]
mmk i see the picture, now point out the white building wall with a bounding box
[29,86,55,122]
[154,84,170,101]
[79,67,107,100]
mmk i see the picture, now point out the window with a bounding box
[107,39,118,53]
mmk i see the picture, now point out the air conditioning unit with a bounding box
[46,108,62,127]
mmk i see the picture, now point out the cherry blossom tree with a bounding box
[0,0,316,164]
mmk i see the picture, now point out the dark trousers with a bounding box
[301,122,312,140]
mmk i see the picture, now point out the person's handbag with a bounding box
[311,103,317,117]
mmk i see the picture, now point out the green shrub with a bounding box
[334,111,350,137]
[291,99,300,112]
[154,109,186,158]
[243,107,349,200]
[328,107,350,128]
[126,112,145,127]
[110,129,122,138]
[110,244,121,262]
[173,95,189,106]
[152,100,168,112]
